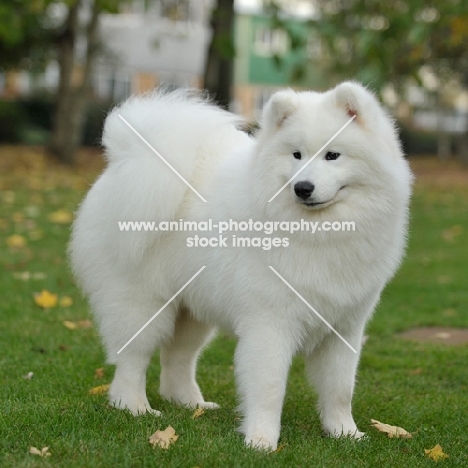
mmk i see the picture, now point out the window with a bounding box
[254,26,288,57]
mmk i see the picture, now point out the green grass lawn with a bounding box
[1,149,467,467]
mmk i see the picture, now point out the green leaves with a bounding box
[315,0,468,91]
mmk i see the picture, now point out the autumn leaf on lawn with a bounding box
[370,419,412,438]
[59,296,73,307]
[48,209,73,224]
[63,320,92,330]
[192,407,205,419]
[29,446,51,457]
[425,444,449,461]
[272,443,287,453]
[6,234,27,248]
[94,367,104,379]
[34,290,58,309]
[15,271,46,281]
[89,384,110,395]
[149,426,179,449]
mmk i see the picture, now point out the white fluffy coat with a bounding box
[70,82,412,450]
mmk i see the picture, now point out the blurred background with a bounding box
[1,3,467,464]
[0,0,468,164]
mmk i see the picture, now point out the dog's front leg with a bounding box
[234,325,296,450]
[305,316,367,438]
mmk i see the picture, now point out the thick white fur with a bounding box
[70,83,412,450]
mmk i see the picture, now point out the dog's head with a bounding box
[256,82,409,216]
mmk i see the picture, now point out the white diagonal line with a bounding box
[268,115,356,203]
[118,114,207,203]
[268,266,357,353]
[117,266,206,354]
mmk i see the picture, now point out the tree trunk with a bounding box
[49,0,100,165]
[203,0,235,110]
[458,131,468,166]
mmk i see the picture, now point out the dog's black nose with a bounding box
[294,181,315,200]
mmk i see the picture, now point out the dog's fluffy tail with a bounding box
[103,89,239,164]
[71,90,243,279]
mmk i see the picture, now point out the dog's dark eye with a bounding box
[325,151,340,161]
[293,151,302,160]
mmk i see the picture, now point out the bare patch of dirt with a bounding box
[409,157,468,190]
[398,327,468,345]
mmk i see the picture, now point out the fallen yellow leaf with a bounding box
[34,290,58,309]
[13,212,25,222]
[48,209,73,224]
[192,407,205,419]
[59,296,73,307]
[6,234,27,248]
[425,444,449,461]
[272,443,287,453]
[149,426,179,449]
[63,320,92,330]
[29,446,51,457]
[89,384,110,395]
[63,320,78,330]
[370,419,412,438]
[15,271,46,281]
[28,229,43,240]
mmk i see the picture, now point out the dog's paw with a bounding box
[196,401,220,410]
[350,430,366,440]
[109,395,161,417]
[245,436,277,451]
[135,407,162,417]
[326,426,365,440]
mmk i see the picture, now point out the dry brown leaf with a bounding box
[89,384,110,395]
[6,234,27,248]
[13,212,25,222]
[79,320,92,328]
[425,444,449,461]
[370,419,412,438]
[272,443,287,453]
[34,290,58,309]
[29,446,51,457]
[149,426,179,449]
[192,407,205,419]
[48,209,73,224]
[28,229,43,240]
[94,367,104,379]
[441,225,463,243]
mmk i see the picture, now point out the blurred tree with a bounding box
[314,0,468,162]
[314,0,468,88]
[203,0,235,109]
[0,1,52,69]
[0,0,121,164]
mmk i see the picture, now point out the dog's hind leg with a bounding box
[103,296,177,416]
[159,308,218,409]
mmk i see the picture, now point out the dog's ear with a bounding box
[263,89,298,130]
[334,81,379,123]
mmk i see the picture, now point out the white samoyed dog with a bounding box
[70,82,412,450]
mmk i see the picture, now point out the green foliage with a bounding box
[0,98,112,145]
[0,0,56,69]
[313,0,468,90]
[0,0,128,70]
